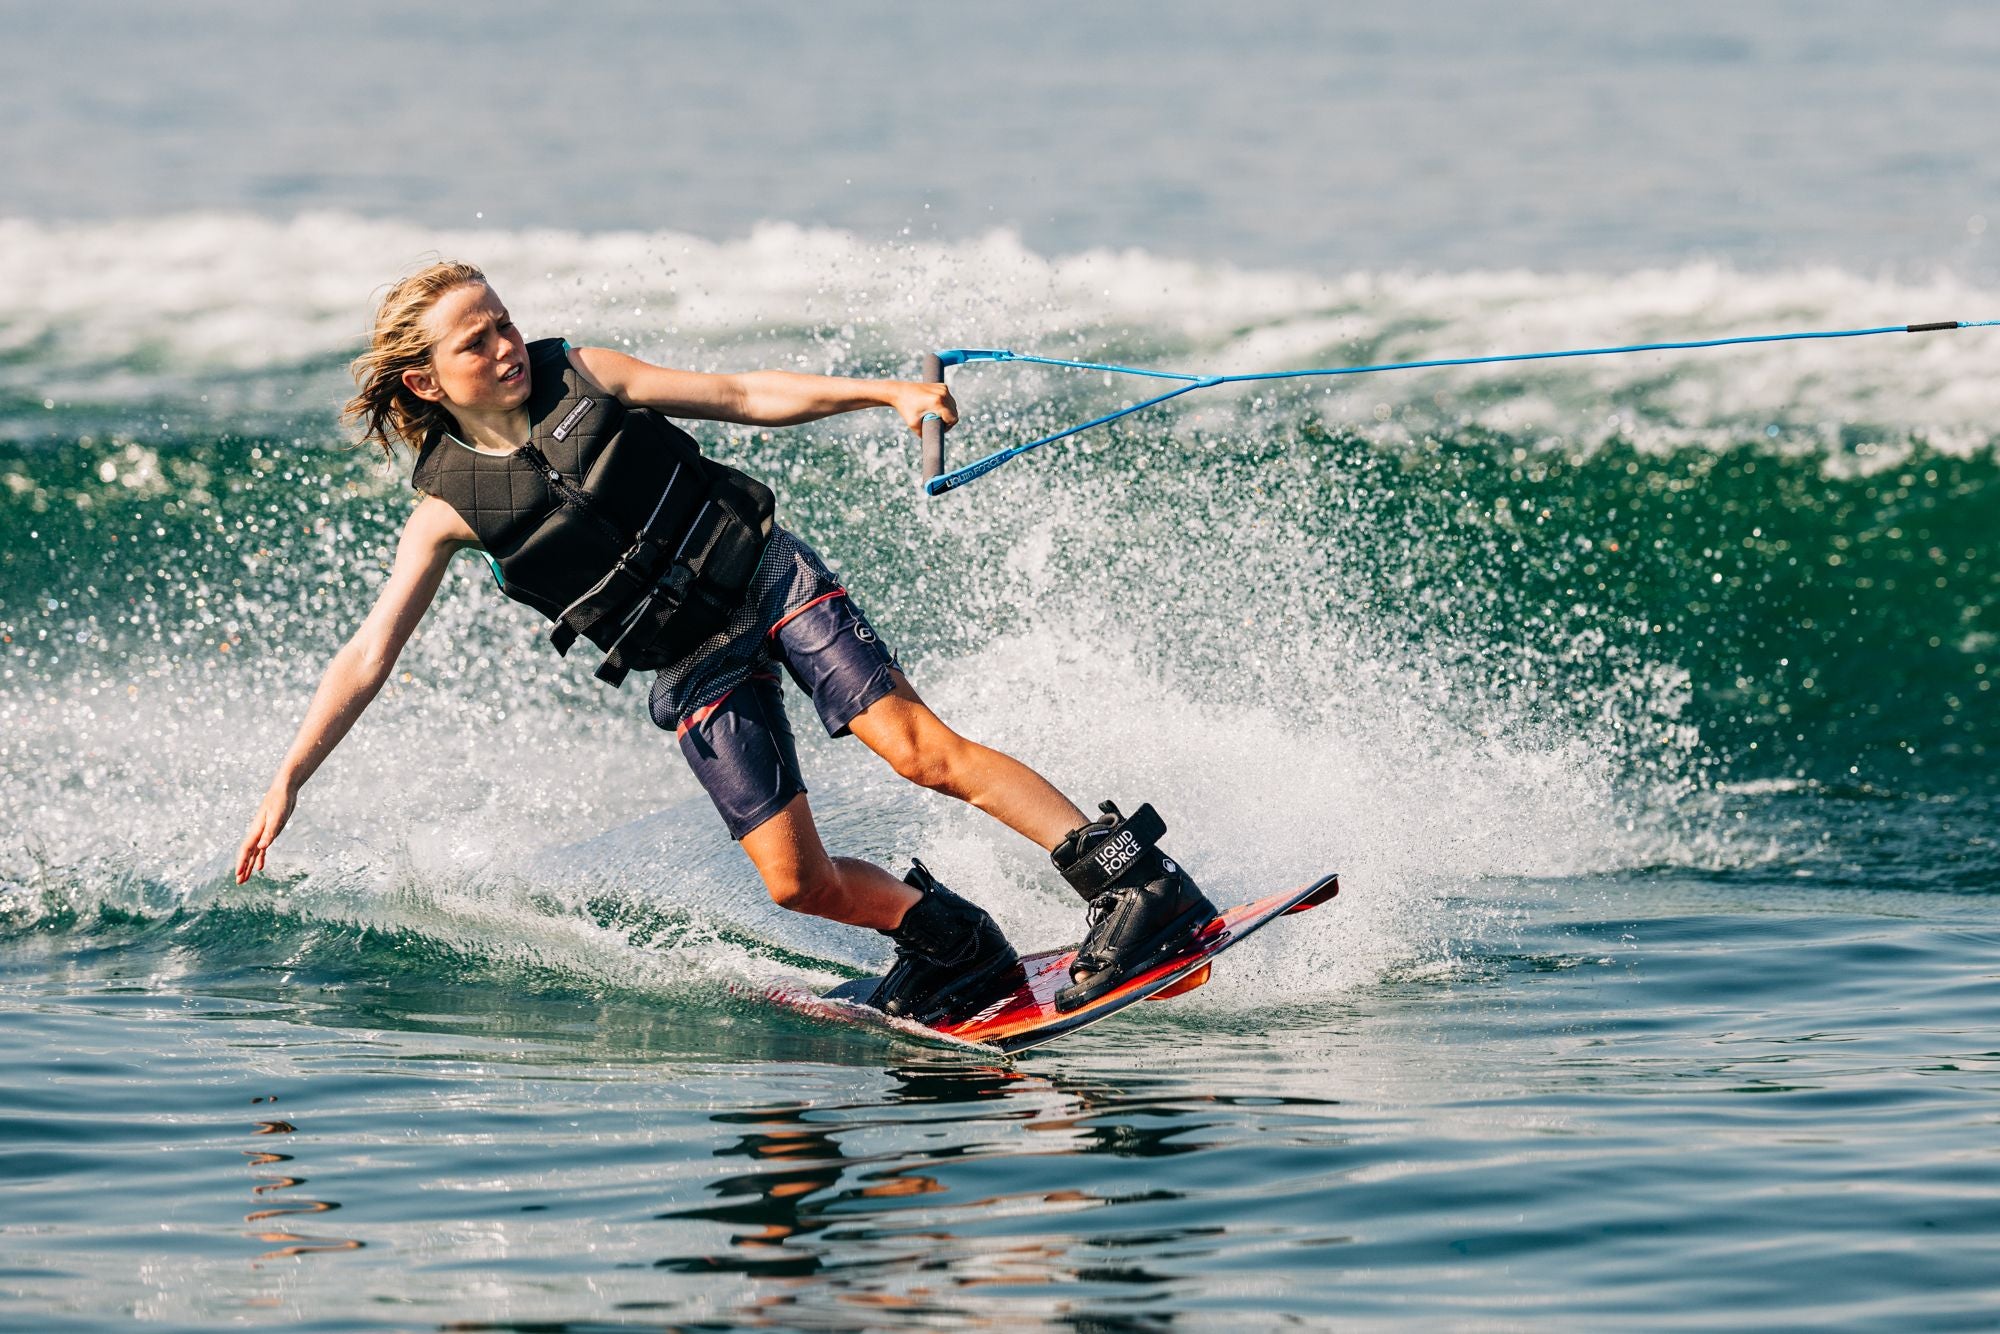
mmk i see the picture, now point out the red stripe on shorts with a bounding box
[675,671,780,738]
[766,588,847,640]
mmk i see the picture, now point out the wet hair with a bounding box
[343,260,488,460]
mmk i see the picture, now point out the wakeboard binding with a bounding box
[865,861,1020,1026]
[1050,801,1219,1013]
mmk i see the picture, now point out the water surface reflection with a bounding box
[240,1095,363,1262]
[637,1061,1346,1325]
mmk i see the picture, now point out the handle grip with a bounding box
[920,351,946,486]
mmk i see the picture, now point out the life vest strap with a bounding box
[569,479,773,686]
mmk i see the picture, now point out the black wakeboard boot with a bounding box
[866,861,1020,1026]
[1050,801,1219,1013]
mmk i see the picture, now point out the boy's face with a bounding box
[405,282,531,417]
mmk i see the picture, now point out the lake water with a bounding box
[3,4,1998,1329]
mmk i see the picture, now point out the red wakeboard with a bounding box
[782,873,1338,1055]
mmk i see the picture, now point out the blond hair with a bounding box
[344,261,488,460]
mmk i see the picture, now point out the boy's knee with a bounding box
[886,734,967,794]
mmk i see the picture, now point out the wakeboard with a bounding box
[774,873,1338,1055]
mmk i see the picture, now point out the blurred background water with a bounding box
[5,0,1998,276]
[2,3,1997,1329]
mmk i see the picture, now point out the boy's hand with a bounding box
[889,380,957,435]
[235,782,297,884]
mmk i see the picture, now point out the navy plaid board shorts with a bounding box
[647,529,901,839]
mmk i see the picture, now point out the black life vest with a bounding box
[410,338,775,687]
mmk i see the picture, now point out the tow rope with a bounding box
[914,318,1999,496]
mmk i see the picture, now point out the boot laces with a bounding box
[1072,889,1128,974]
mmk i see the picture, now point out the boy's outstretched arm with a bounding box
[568,346,955,433]
[234,497,474,883]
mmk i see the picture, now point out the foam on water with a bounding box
[4,212,1998,451]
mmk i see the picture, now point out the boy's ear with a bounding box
[402,366,443,403]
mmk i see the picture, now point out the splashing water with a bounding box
[2,214,1995,1004]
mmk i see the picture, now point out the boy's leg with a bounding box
[766,587,1085,848]
[676,675,919,929]
[764,583,1214,1013]
[845,676,1086,850]
[677,673,1014,1024]
[738,792,920,930]
[848,676,1216,1014]
[741,796,1017,1024]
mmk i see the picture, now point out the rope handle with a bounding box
[919,352,947,486]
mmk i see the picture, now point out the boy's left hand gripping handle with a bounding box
[921,352,947,487]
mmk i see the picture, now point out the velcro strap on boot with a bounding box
[1060,803,1168,898]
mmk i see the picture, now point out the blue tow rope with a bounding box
[921,318,1999,496]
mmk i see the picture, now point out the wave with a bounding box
[3,211,1997,455]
